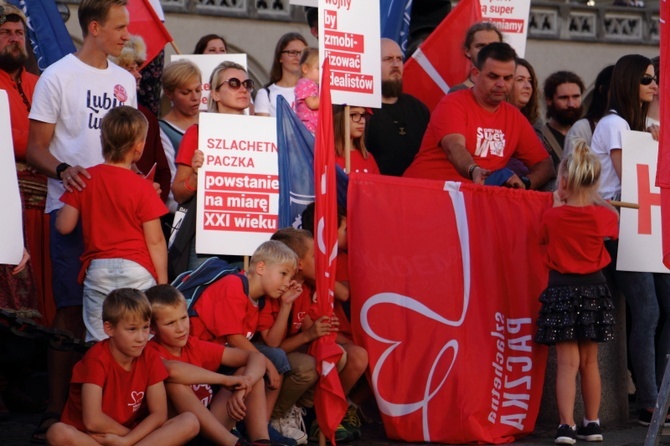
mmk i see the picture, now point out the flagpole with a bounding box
[344,105,351,174]
[609,200,639,209]
[169,40,181,54]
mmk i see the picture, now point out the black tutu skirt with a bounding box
[534,270,615,345]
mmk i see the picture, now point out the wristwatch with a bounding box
[520,176,531,190]
[56,162,70,180]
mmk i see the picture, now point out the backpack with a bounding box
[171,257,256,317]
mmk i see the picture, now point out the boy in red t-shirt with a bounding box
[189,240,302,436]
[55,106,168,342]
[46,288,198,446]
[146,284,279,446]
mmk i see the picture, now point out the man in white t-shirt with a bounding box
[25,0,137,439]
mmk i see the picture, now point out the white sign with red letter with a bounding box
[195,113,278,256]
[0,91,24,265]
[618,130,669,273]
[318,0,381,108]
[481,0,530,57]
[171,54,248,112]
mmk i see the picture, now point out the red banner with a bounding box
[402,0,482,111]
[127,0,172,68]
[308,60,347,444]
[348,175,550,444]
[656,0,670,267]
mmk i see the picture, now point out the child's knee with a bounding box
[346,345,369,372]
[45,422,76,446]
[169,411,200,437]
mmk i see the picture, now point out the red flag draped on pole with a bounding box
[402,0,483,111]
[308,59,348,444]
[126,0,173,68]
[658,0,670,268]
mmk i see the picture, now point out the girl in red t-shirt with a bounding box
[534,141,619,445]
[333,105,380,175]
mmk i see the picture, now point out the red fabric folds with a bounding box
[348,175,551,444]
[308,60,347,444]
[126,0,172,68]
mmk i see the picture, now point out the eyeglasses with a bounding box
[281,50,303,57]
[641,75,658,86]
[350,112,367,123]
[216,78,255,91]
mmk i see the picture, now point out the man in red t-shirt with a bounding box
[404,42,555,190]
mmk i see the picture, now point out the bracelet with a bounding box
[183,177,196,192]
[467,163,479,180]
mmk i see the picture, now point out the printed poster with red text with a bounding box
[318,0,381,108]
[348,174,550,444]
[196,113,278,256]
[618,130,670,273]
[482,0,530,57]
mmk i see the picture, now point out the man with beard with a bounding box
[542,71,585,168]
[404,42,555,190]
[365,38,430,176]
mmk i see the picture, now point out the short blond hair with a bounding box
[162,60,202,93]
[103,288,151,326]
[100,106,148,163]
[249,240,298,273]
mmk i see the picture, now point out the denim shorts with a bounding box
[253,342,291,374]
[49,210,84,309]
[83,258,156,341]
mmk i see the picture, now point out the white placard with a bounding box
[0,90,25,265]
[482,0,531,57]
[617,130,669,273]
[318,0,381,108]
[195,113,279,256]
[171,54,248,112]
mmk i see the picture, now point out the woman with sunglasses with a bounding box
[590,54,667,427]
[170,61,253,270]
[255,32,307,117]
[334,105,380,175]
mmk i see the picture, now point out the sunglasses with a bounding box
[640,75,658,86]
[350,112,367,123]
[216,78,255,91]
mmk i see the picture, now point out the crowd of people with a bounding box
[0,0,665,445]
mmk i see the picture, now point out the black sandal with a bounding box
[30,411,60,444]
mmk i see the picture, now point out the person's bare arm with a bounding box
[119,381,168,445]
[81,383,130,436]
[440,134,491,184]
[26,120,91,191]
[305,96,320,110]
[163,359,251,389]
[526,157,556,190]
[55,204,79,235]
[260,281,302,347]
[143,219,167,284]
[171,150,203,204]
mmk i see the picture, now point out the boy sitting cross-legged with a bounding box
[46,288,199,446]
[145,284,277,446]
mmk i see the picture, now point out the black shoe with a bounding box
[554,424,576,445]
[576,422,603,442]
[638,409,670,427]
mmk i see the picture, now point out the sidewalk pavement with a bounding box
[2,411,668,446]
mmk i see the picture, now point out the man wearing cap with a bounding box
[25,0,136,440]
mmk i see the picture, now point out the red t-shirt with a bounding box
[335,252,352,337]
[146,336,224,407]
[404,89,549,181]
[190,274,267,344]
[541,205,619,274]
[61,340,168,432]
[0,69,38,160]
[175,124,199,167]
[60,164,167,282]
[262,284,314,337]
[336,150,380,175]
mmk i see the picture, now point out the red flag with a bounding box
[657,0,670,268]
[348,176,550,443]
[126,0,172,68]
[402,0,482,111]
[307,60,347,444]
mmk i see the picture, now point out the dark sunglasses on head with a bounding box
[216,78,255,91]
[640,75,658,86]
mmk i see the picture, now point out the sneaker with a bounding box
[268,423,298,446]
[638,409,670,427]
[576,422,603,442]
[341,405,362,439]
[554,424,576,445]
[307,420,352,443]
[271,406,308,445]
